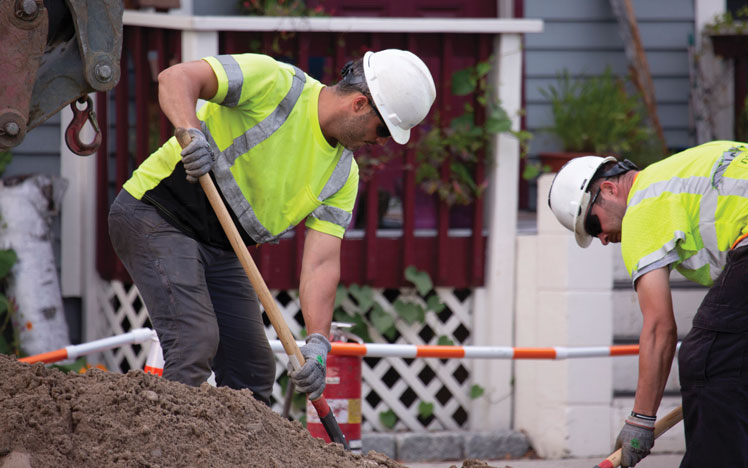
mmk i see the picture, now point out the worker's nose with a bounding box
[599,234,609,246]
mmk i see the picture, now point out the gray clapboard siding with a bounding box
[524,0,695,156]
[526,77,692,102]
[4,113,61,176]
[525,51,690,77]
[529,22,693,49]
[525,0,694,21]
[525,102,690,130]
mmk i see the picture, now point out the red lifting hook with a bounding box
[65,96,102,156]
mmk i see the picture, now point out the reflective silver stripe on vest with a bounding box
[711,146,740,187]
[635,230,685,275]
[201,65,353,243]
[312,149,354,228]
[319,150,353,200]
[312,205,353,228]
[629,149,748,282]
[222,69,307,166]
[627,176,711,208]
[215,55,243,108]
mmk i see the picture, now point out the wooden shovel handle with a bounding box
[594,405,683,468]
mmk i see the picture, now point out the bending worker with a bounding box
[548,140,748,468]
[108,50,435,404]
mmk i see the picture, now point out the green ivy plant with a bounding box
[379,409,397,429]
[0,151,17,356]
[418,401,434,420]
[411,60,532,206]
[333,266,446,343]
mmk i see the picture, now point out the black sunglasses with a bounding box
[584,187,603,237]
[583,160,641,238]
[365,95,391,138]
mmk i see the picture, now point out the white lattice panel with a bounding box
[98,279,152,373]
[349,288,474,432]
[95,280,475,432]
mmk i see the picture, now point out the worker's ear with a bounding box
[351,94,369,114]
[600,179,617,197]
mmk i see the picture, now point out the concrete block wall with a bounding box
[514,173,614,458]
[361,430,530,462]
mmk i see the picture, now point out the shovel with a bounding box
[593,405,683,468]
[175,128,349,449]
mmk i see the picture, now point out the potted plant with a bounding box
[538,67,660,171]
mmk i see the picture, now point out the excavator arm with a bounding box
[0,0,123,155]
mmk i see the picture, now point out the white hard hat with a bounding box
[547,155,617,247]
[363,49,436,145]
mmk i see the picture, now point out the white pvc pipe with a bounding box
[66,328,156,360]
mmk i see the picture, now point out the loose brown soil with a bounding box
[0,354,402,468]
[0,355,501,468]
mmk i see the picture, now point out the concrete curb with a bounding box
[362,430,530,462]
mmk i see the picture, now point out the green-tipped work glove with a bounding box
[180,128,215,183]
[615,412,655,467]
[288,333,331,400]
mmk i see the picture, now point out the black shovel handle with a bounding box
[311,397,349,448]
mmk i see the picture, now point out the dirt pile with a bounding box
[0,354,405,468]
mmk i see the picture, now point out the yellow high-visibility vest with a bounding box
[124,54,358,246]
[622,141,748,286]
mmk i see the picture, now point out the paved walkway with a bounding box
[405,453,683,468]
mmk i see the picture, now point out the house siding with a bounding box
[524,0,695,158]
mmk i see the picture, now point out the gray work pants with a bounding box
[108,190,275,404]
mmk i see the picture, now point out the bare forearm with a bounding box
[633,267,677,416]
[299,261,338,336]
[299,231,341,337]
[634,323,677,415]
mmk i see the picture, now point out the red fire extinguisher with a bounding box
[307,322,363,452]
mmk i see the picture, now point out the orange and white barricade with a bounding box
[19,328,156,365]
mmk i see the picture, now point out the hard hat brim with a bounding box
[388,124,409,145]
[572,190,593,247]
[570,156,617,247]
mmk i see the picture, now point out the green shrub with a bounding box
[539,67,662,167]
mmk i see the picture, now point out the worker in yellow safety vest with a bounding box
[108,50,435,404]
[548,141,748,468]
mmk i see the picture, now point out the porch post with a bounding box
[470,32,523,430]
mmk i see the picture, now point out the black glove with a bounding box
[288,333,330,400]
[180,128,215,183]
[615,412,655,467]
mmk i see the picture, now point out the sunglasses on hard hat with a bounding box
[582,159,639,238]
[584,187,603,237]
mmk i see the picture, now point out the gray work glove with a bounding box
[180,128,215,183]
[288,333,331,400]
[615,412,656,467]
